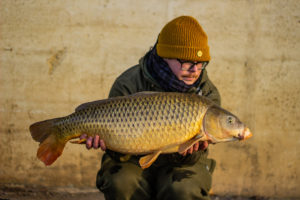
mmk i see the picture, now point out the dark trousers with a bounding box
[96,153,216,200]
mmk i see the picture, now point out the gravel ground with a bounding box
[0,184,298,200]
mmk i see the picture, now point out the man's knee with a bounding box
[97,164,136,189]
[96,161,151,200]
[158,182,210,200]
[156,164,213,200]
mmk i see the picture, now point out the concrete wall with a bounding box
[0,0,299,198]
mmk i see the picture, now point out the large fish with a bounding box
[29,92,252,169]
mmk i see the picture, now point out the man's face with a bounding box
[163,58,203,85]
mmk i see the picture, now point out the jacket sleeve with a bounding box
[108,66,141,98]
[201,78,221,106]
[108,79,134,98]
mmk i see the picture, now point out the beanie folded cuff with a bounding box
[157,44,210,61]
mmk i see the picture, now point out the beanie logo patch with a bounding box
[197,50,203,57]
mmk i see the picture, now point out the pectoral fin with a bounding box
[70,138,87,144]
[178,134,206,154]
[139,150,162,169]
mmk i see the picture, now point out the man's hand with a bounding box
[80,134,106,151]
[180,141,208,156]
[80,134,207,155]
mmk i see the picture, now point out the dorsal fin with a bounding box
[75,99,112,112]
[130,91,160,96]
[75,92,161,112]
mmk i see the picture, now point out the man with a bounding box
[81,16,221,200]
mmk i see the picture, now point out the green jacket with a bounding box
[109,57,221,106]
[107,56,221,166]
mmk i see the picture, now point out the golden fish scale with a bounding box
[56,93,211,154]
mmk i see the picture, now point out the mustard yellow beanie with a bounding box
[156,16,210,61]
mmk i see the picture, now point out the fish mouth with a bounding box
[243,127,253,140]
[235,127,253,141]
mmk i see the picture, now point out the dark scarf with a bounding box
[146,47,203,93]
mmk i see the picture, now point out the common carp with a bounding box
[29,92,252,169]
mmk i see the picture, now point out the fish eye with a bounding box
[227,116,235,124]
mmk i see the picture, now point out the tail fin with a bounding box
[29,118,66,166]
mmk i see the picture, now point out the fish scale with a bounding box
[29,92,252,168]
[57,92,208,154]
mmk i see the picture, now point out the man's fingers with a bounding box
[86,136,93,149]
[83,135,106,150]
[180,141,209,156]
[193,142,199,151]
[199,141,208,150]
[80,134,87,140]
[181,150,187,156]
[93,135,100,149]
[188,147,193,154]
[100,139,106,151]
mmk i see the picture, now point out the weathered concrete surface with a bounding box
[0,0,299,198]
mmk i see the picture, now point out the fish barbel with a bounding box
[29,92,252,168]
